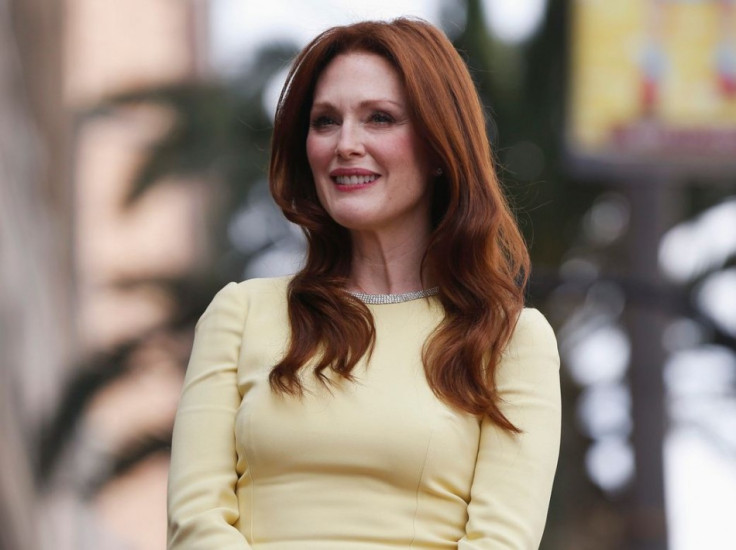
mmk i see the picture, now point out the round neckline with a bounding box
[348,286,439,305]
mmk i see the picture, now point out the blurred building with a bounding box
[0,0,73,548]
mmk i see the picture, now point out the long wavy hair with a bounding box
[268,18,529,431]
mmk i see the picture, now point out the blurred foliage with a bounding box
[36,43,298,494]
[95,42,298,264]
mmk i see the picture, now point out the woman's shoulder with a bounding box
[233,275,292,295]
[206,275,293,311]
[219,274,292,296]
[494,307,560,388]
[515,307,556,337]
[504,307,559,360]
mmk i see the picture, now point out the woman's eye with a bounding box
[369,112,394,125]
[310,115,337,129]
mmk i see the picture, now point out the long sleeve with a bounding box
[458,308,561,550]
[167,282,252,549]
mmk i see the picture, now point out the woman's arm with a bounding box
[167,282,252,549]
[458,308,561,550]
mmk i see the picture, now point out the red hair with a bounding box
[268,18,529,431]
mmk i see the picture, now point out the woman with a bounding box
[167,18,560,550]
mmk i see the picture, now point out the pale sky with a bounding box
[208,0,547,74]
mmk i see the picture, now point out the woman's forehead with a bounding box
[311,52,405,106]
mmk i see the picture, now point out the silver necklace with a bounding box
[348,286,439,305]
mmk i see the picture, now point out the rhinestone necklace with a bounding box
[348,286,439,305]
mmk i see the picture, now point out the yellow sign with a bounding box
[568,0,736,160]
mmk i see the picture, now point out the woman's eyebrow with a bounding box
[310,99,404,111]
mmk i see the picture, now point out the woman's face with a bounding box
[306,52,433,238]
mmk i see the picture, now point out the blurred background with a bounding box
[1,0,735,549]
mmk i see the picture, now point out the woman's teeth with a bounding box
[334,175,378,185]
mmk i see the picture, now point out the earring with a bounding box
[434,167,443,176]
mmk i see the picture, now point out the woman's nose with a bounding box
[335,122,365,158]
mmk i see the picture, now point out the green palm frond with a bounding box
[36,339,139,487]
[40,43,301,495]
[95,43,298,211]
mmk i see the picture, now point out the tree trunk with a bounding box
[0,0,73,548]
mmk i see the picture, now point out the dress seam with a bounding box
[409,426,434,548]
[235,281,256,545]
[245,412,255,545]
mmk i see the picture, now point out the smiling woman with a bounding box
[167,18,561,550]
[306,52,433,239]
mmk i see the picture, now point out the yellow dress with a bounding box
[167,277,561,549]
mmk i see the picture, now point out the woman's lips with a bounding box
[333,174,379,185]
[329,169,380,190]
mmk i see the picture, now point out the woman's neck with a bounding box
[347,228,432,295]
